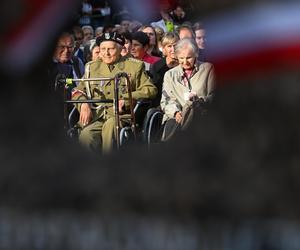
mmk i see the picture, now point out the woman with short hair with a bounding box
[160,38,216,140]
[150,32,179,107]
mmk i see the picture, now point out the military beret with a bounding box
[131,31,150,46]
[96,32,125,46]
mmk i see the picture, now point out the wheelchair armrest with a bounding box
[130,99,153,128]
[134,99,152,114]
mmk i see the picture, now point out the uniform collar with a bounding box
[105,56,126,72]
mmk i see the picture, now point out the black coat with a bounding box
[149,58,171,107]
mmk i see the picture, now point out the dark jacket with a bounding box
[149,57,171,107]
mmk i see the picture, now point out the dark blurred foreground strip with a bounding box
[0,210,299,250]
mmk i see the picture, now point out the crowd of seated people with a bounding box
[48,1,214,153]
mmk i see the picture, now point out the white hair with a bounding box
[175,38,198,57]
[82,25,94,34]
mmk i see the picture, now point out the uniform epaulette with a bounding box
[85,59,101,67]
[84,61,93,72]
[127,57,143,64]
[85,60,93,67]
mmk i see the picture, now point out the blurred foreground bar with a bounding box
[0,211,300,250]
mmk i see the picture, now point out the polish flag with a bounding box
[204,2,300,83]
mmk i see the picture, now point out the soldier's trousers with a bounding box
[79,117,115,153]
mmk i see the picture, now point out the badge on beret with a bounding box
[96,32,125,46]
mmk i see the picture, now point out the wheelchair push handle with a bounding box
[65,77,113,84]
[64,99,113,104]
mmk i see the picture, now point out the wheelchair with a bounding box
[65,99,159,149]
[61,72,163,150]
[142,107,164,147]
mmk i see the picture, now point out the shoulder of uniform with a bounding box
[127,57,143,65]
[86,59,102,69]
[85,60,95,68]
[85,61,93,67]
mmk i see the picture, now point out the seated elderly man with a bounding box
[50,32,85,91]
[72,32,157,153]
[48,32,85,129]
[160,38,216,141]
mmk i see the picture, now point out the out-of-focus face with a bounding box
[83,27,94,43]
[142,27,156,46]
[74,31,83,48]
[54,35,74,63]
[121,20,131,32]
[163,42,176,59]
[131,40,146,60]
[195,29,206,49]
[95,27,103,38]
[179,28,193,40]
[155,28,164,41]
[121,39,132,56]
[177,46,197,70]
[99,41,121,64]
[174,6,185,18]
[92,46,100,61]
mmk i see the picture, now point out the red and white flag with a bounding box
[204,2,300,82]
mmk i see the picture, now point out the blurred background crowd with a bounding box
[69,0,207,65]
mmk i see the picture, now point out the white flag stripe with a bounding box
[205,2,300,60]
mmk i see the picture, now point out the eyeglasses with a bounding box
[58,45,74,50]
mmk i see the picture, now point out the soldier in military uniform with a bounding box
[72,32,157,153]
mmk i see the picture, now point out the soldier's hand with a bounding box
[80,103,93,126]
[118,99,125,114]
